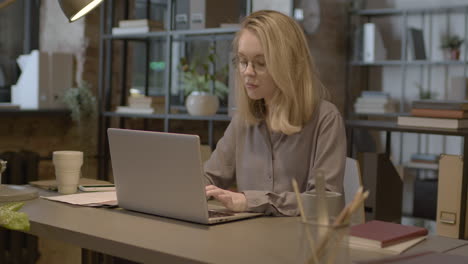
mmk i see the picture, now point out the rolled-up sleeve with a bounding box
[244,190,299,216]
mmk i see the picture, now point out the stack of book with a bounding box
[349,220,428,255]
[406,153,439,170]
[355,251,468,264]
[116,96,155,114]
[0,103,20,109]
[397,100,468,129]
[112,19,164,35]
[354,91,395,114]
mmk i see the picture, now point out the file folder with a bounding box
[436,154,468,239]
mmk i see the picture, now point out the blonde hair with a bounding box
[233,10,326,135]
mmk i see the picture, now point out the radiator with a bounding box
[0,150,40,264]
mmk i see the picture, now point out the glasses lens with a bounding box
[236,57,267,74]
[238,60,248,72]
[254,62,266,74]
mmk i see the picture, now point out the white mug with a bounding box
[53,151,83,194]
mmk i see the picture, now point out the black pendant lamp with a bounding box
[58,0,104,22]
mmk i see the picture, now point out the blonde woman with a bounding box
[204,10,346,216]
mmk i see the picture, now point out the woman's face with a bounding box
[237,30,277,104]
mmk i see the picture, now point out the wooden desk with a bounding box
[17,190,468,264]
[346,119,468,239]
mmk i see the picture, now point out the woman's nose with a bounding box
[244,62,256,76]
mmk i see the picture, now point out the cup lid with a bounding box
[303,190,342,197]
[53,151,83,159]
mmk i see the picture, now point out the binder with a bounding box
[189,0,205,29]
[205,0,240,28]
[174,0,190,30]
[436,154,468,239]
[359,152,403,223]
[407,27,426,60]
[11,50,72,109]
[362,23,386,62]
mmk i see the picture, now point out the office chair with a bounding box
[344,157,365,225]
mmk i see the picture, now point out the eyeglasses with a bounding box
[234,56,268,74]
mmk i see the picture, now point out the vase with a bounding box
[443,48,461,60]
[185,91,219,116]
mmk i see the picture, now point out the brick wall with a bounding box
[2,0,348,182]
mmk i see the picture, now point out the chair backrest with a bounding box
[344,157,365,225]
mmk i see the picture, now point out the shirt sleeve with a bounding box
[243,110,346,216]
[243,190,299,216]
[307,111,346,194]
[203,117,237,189]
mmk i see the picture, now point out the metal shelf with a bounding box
[103,111,231,121]
[0,109,70,116]
[351,5,468,16]
[102,27,239,40]
[171,27,240,36]
[350,60,468,66]
[98,0,246,180]
[346,119,468,136]
[404,162,439,171]
[102,31,168,40]
[351,112,409,118]
[167,114,231,121]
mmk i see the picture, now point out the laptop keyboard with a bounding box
[208,210,235,218]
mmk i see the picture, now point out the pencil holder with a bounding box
[296,218,350,264]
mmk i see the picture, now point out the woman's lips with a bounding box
[245,83,258,89]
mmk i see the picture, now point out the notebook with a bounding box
[350,220,428,248]
[355,251,468,264]
[107,128,262,224]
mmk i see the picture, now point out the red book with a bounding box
[355,251,468,264]
[411,108,468,119]
[350,220,428,248]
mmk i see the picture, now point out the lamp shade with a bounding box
[58,0,104,22]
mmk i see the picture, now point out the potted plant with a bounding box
[440,34,464,60]
[415,82,438,100]
[179,52,229,116]
[63,81,97,177]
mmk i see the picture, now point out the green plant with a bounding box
[440,34,464,50]
[415,82,438,100]
[63,81,98,179]
[179,51,229,100]
[0,202,30,231]
[63,81,97,122]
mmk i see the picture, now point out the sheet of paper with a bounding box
[30,178,113,191]
[41,191,117,207]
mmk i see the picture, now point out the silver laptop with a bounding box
[107,128,262,224]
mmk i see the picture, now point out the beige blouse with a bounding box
[204,100,346,216]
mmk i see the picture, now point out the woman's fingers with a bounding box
[205,185,218,191]
[206,187,228,198]
[216,194,234,209]
[204,186,244,212]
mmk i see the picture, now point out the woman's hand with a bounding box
[205,185,247,212]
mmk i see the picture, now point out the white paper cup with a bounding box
[301,191,345,220]
[53,151,83,194]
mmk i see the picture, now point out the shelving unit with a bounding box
[346,3,468,161]
[0,109,70,117]
[97,0,251,180]
[347,3,468,116]
[346,2,468,238]
[346,119,468,238]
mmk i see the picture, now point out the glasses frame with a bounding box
[233,56,268,74]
